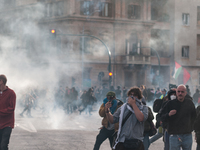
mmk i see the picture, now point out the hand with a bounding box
[105,101,112,113]
[169,110,177,116]
[127,96,136,107]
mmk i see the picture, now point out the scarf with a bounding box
[113,97,144,149]
[103,98,117,114]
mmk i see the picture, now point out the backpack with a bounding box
[153,99,163,113]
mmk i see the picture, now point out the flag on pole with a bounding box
[173,61,182,79]
[183,68,191,84]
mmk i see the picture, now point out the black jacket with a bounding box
[194,105,200,132]
[160,98,196,134]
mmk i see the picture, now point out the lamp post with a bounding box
[57,33,112,89]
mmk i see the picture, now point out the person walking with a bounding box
[161,84,196,150]
[93,91,123,150]
[0,74,16,150]
[105,87,148,150]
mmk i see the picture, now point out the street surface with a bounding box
[9,104,197,150]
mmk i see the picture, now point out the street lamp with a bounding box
[51,33,112,89]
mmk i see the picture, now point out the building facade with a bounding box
[2,0,200,92]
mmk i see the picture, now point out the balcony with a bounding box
[115,52,170,65]
[115,54,151,64]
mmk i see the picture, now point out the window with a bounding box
[80,37,92,54]
[126,33,141,55]
[151,7,158,20]
[128,5,141,19]
[197,35,200,59]
[4,0,15,7]
[182,13,190,25]
[197,6,200,24]
[45,1,64,17]
[80,1,94,16]
[45,3,53,17]
[182,46,189,58]
[199,72,200,85]
[99,2,112,17]
[54,1,64,16]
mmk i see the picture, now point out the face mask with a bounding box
[170,95,176,100]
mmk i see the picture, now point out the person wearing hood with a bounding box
[93,91,123,150]
[105,87,148,150]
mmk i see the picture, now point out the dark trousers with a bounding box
[93,127,115,150]
[0,127,12,150]
[115,141,144,150]
[197,144,200,150]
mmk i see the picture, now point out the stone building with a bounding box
[1,0,200,93]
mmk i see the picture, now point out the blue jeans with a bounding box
[143,133,150,150]
[164,130,169,150]
[169,133,192,150]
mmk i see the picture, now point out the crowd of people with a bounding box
[93,84,200,150]
[6,78,200,150]
[0,73,200,150]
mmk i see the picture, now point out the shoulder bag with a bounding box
[112,110,142,149]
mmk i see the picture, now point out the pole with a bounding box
[82,27,84,89]
[58,33,112,89]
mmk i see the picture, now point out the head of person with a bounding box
[140,85,145,91]
[161,88,167,95]
[176,84,187,102]
[127,87,142,99]
[196,89,199,93]
[163,96,168,102]
[167,89,176,100]
[157,87,160,92]
[0,74,7,85]
[106,91,116,101]
[110,86,114,90]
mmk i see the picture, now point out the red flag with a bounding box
[183,68,190,84]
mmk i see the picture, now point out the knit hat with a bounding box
[106,91,116,97]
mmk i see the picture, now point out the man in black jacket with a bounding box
[161,84,196,150]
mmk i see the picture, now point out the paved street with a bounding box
[9,105,197,150]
